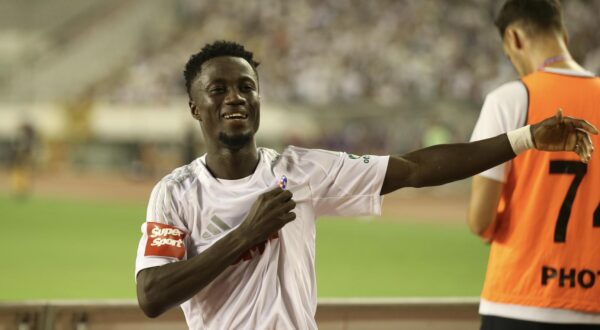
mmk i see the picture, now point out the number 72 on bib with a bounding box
[549,160,600,243]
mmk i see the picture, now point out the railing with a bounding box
[0,298,480,330]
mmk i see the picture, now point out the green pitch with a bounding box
[0,195,488,300]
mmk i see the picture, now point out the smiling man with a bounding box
[134,41,597,329]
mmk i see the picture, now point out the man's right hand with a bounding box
[532,109,598,163]
[237,187,297,247]
[137,187,297,318]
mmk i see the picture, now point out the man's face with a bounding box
[189,56,260,150]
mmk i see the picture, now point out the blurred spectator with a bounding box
[4,0,598,169]
[182,126,202,165]
[95,0,600,155]
[422,120,453,148]
[10,122,37,199]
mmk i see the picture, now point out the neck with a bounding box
[528,36,584,73]
[205,142,259,180]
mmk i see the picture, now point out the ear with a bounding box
[506,27,524,50]
[189,101,201,121]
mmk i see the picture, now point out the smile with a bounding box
[222,113,248,120]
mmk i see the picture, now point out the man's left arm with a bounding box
[465,81,526,242]
[380,110,597,194]
[468,175,503,243]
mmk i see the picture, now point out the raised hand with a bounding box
[532,109,598,163]
[237,187,296,247]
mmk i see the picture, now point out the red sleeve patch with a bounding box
[144,222,187,260]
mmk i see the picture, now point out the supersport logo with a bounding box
[150,226,184,239]
[150,237,184,248]
[144,222,187,260]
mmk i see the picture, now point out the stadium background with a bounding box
[0,0,599,328]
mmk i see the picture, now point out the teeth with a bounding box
[223,113,247,119]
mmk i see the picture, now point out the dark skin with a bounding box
[190,56,261,179]
[137,56,597,318]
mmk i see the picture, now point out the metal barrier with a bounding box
[0,298,480,330]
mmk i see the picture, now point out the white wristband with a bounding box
[507,125,535,155]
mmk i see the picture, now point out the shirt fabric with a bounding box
[470,68,600,324]
[135,146,389,329]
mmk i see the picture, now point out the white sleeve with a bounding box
[470,81,529,182]
[286,148,389,217]
[135,179,191,279]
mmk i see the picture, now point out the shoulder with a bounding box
[485,80,527,104]
[153,160,202,196]
[284,146,341,160]
[282,146,343,167]
[480,80,529,121]
[271,146,343,178]
[472,80,530,140]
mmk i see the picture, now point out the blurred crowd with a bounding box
[92,0,600,158]
[3,0,600,180]
[101,0,600,107]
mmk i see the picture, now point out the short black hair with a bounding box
[183,40,259,97]
[495,0,565,38]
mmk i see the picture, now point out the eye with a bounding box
[241,83,256,92]
[209,86,225,95]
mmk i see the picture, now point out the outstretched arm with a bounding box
[381,109,597,194]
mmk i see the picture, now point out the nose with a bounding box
[224,88,245,105]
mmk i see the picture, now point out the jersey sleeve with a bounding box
[287,148,389,217]
[470,81,529,182]
[135,179,190,279]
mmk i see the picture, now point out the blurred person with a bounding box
[135,41,597,329]
[182,126,200,165]
[422,118,453,148]
[9,122,37,199]
[468,1,600,329]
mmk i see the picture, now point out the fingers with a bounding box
[263,187,296,218]
[556,108,564,123]
[554,108,598,163]
[548,107,597,135]
[265,186,285,196]
[575,129,594,163]
[274,196,296,228]
[279,212,296,223]
[243,187,298,246]
[263,186,293,201]
[276,189,293,202]
[280,198,296,212]
[563,116,600,135]
[581,129,595,154]
[577,143,591,164]
[576,119,599,134]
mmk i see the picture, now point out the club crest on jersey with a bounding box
[144,222,187,260]
[347,153,371,164]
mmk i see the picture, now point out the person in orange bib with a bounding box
[468,0,600,329]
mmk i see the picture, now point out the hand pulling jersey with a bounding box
[135,146,389,329]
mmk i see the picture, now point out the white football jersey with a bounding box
[135,146,388,329]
